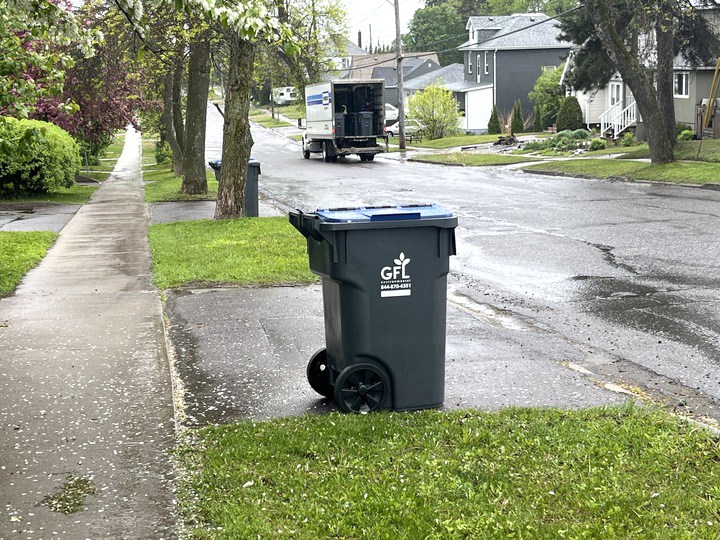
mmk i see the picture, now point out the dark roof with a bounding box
[348,52,440,79]
[459,13,571,51]
[371,58,438,87]
[403,64,466,91]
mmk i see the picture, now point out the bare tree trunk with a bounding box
[656,1,677,146]
[215,34,255,219]
[163,69,184,176]
[181,31,210,194]
[586,0,674,164]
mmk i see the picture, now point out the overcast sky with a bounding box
[345,0,425,51]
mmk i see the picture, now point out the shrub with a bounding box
[620,132,637,147]
[571,129,590,140]
[589,137,607,151]
[677,129,696,142]
[511,100,524,134]
[556,96,584,132]
[156,139,172,164]
[488,105,501,134]
[676,122,692,135]
[532,102,543,132]
[408,82,461,139]
[0,117,81,198]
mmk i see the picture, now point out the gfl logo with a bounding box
[380,252,411,280]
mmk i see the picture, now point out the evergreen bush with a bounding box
[488,105,501,134]
[0,117,80,198]
[556,96,584,132]
[532,102,543,132]
[511,100,524,134]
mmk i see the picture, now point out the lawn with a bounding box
[524,159,720,185]
[0,184,99,205]
[413,153,543,166]
[273,104,304,120]
[396,132,549,150]
[143,163,218,203]
[619,139,720,162]
[147,217,315,289]
[177,405,720,539]
[77,131,126,182]
[250,114,294,128]
[0,231,58,297]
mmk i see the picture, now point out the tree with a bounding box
[408,82,461,139]
[404,3,465,66]
[529,64,564,131]
[531,101,543,132]
[558,0,720,164]
[0,0,94,119]
[510,99,524,133]
[488,105,501,134]
[556,95,584,131]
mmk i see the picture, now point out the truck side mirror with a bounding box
[298,118,306,129]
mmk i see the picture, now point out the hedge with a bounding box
[0,117,81,198]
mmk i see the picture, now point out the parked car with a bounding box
[385,103,399,122]
[385,119,422,138]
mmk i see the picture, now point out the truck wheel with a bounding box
[302,141,310,159]
[366,154,375,162]
[322,141,333,163]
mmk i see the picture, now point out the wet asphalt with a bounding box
[172,105,720,424]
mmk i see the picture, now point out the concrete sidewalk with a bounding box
[0,128,176,539]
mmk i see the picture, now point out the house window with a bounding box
[674,72,689,98]
[484,52,489,75]
[468,56,472,74]
[609,82,622,107]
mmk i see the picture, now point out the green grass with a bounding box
[250,114,294,128]
[147,217,315,289]
[619,139,720,162]
[78,132,127,181]
[524,159,720,185]
[396,133,549,149]
[143,164,218,202]
[273,104,304,120]
[0,184,99,205]
[177,405,720,539]
[0,231,58,296]
[413,153,543,166]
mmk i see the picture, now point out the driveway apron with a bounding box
[0,128,176,539]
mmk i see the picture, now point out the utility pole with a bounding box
[394,0,406,149]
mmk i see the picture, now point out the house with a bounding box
[322,36,368,81]
[346,52,440,81]
[457,13,571,131]
[371,57,440,106]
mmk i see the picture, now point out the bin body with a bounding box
[291,205,457,411]
[208,159,261,217]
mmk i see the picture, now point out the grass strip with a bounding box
[273,104,304,120]
[524,159,720,185]
[397,133,548,149]
[413,153,542,166]
[143,164,218,203]
[0,231,58,296]
[0,184,99,205]
[177,405,720,539]
[618,139,720,162]
[250,114,294,128]
[148,217,315,289]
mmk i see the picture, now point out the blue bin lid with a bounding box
[314,204,453,223]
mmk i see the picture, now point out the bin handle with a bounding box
[288,210,308,238]
[289,209,325,242]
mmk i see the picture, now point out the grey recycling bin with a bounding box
[289,204,457,413]
[208,159,261,217]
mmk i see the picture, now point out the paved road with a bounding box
[240,114,720,419]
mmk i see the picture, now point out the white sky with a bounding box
[345,0,425,51]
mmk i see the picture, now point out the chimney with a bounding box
[358,31,362,49]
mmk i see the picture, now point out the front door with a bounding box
[609,82,622,108]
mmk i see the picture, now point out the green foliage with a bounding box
[675,122,692,135]
[413,153,539,166]
[0,117,81,198]
[556,96,584,132]
[155,139,173,164]
[510,100,524,134]
[521,129,591,153]
[177,405,720,539]
[620,132,637,147]
[677,129,695,142]
[404,3,464,66]
[487,105,501,134]
[531,102,543,132]
[529,64,564,130]
[408,82,461,140]
[0,231,58,297]
[589,137,607,151]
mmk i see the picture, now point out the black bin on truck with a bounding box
[289,205,457,413]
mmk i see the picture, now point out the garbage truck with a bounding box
[300,80,385,162]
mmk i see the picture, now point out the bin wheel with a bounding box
[334,362,390,414]
[307,348,333,398]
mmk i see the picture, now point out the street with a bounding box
[239,113,720,419]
